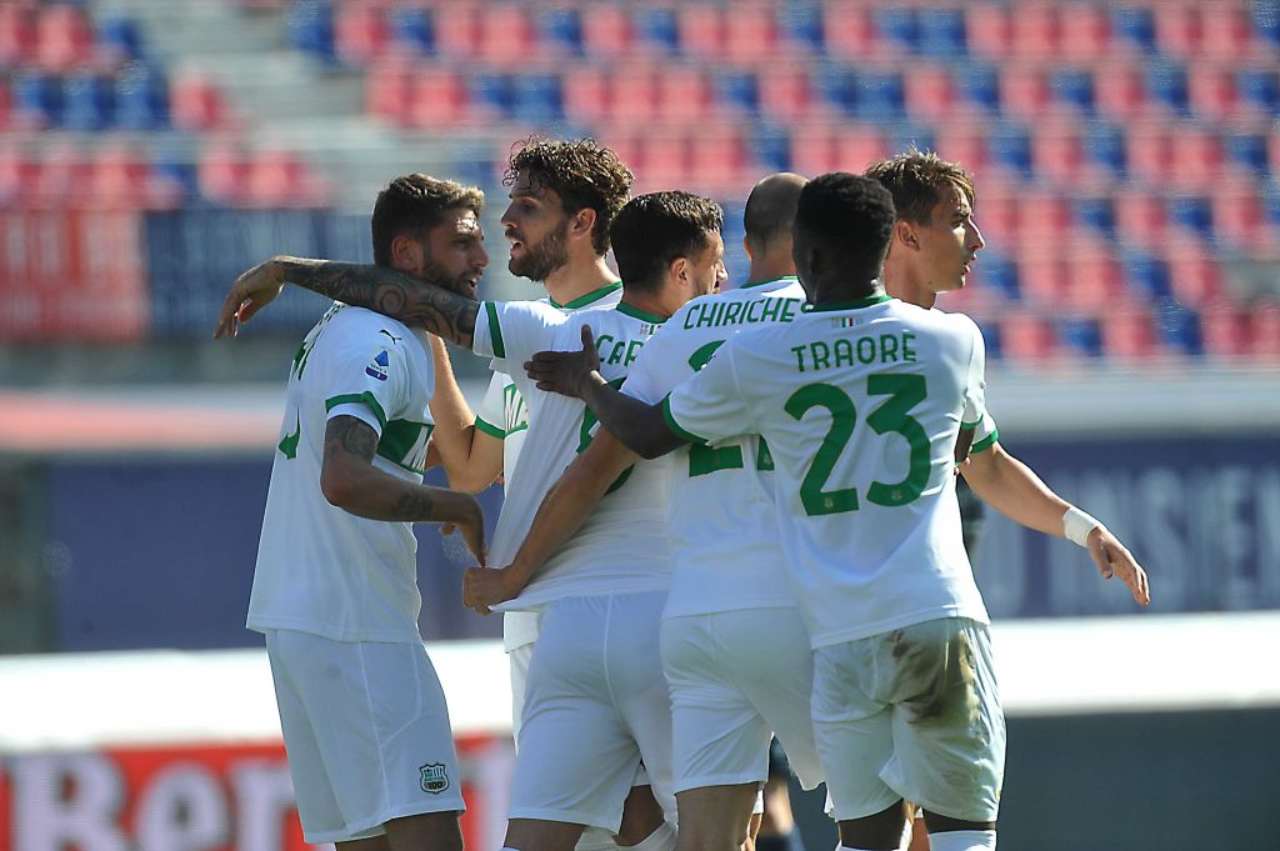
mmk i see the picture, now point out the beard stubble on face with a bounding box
[420,256,478,298]
[510,218,571,283]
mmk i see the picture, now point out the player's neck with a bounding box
[620,286,682,321]
[745,257,796,287]
[882,260,938,310]
[813,279,883,307]
[543,255,618,306]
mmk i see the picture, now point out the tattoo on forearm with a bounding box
[390,489,437,521]
[281,259,478,345]
[325,416,378,464]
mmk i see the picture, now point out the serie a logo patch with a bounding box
[419,763,450,794]
[366,350,390,381]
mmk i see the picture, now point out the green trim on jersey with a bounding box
[959,418,981,430]
[474,416,506,439]
[278,414,301,459]
[550,282,623,310]
[741,275,799,290]
[661,395,708,445]
[616,302,668,323]
[484,302,506,358]
[377,419,433,473]
[325,392,388,430]
[970,428,999,454]
[803,294,892,312]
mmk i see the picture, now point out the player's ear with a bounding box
[669,255,690,289]
[742,234,755,263]
[895,219,920,252]
[390,232,425,275]
[569,207,596,244]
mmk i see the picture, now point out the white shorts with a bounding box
[811,618,1005,823]
[509,592,674,833]
[509,640,535,741]
[661,607,823,794]
[265,630,465,844]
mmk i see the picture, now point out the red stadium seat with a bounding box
[638,132,689,190]
[966,3,1012,60]
[335,3,390,66]
[1200,302,1253,358]
[1153,2,1200,58]
[1169,130,1225,191]
[1016,247,1070,307]
[36,4,93,72]
[724,4,778,63]
[833,125,887,173]
[1064,241,1126,312]
[199,142,253,206]
[171,71,228,131]
[0,147,40,206]
[971,179,1018,246]
[903,64,955,122]
[999,61,1051,119]
[1011,2,1059,58]
[824,1,878,60]
[689,129,748,195]
[247,150,322,208]
[89,145,157,209]
[677,4,724,60]
[581,4,632,59]
[610,62,659,126]
[1125,123,1174,185]
[0,5,37,68]
[33,144,91,207]
[563,65,610,124]
[1031,123,1085,186]
[1200,2,1254,60]
[934,124,988,175]
[1094,62,1147,121]
[478,4,535,66]
[1211,182,1266,247]
[1166,245,1224,306]
[366,58,414,125]
[758,66,813,123]
[410,68,468,128]
[1115,191,1167,248]
[1058,2,1111,62]
[790,123,837,175]
[1249,301,1280,359]
[1188,65,1238,122]
[1100,307,1158,361]
[656,65,712,125]
[1000,311,1057,362]
[1019,190,1073,242]
[434,1,480,60]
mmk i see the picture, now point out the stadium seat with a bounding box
[823,0,876,60]
[750,124,791,172]
[537,6,581,56]
[854,69,905,120]
[98,15,144,64]
[1145,61,1190,116]
[1167,195,1214,239]
[409,68,468,127]
[1000,62,1050,119]
[790,123,836,174]
[1224,132,1269,176]
[1154,302,1203,356]
[689,129,748,195]
[1153,2,1201,58]
[779,3,824,52]
[562,65,610,125]
[610,62,659,125]
[1049,67,1095,114]
[999,312,1057,362]
[36,4,93,72]
[725,4,778,62]
[287,0,336,64]
[637,132,688,190]
[978,320,1002,360]
[1115,190,1167,247]
[1236,68,1279,115]
[198,142,252,206]
[1058,3,1111,62]
[367,58,412,125]
[872,6,919,54]
[1100,307,1158,360]
[757,66,812,123]
[1064,242,1126,312]
[890,124,936,157]
[1166,244,1224,306]
[969,178,1016,244]
[955,62,1000,114]
[0,4,36,69]
[0,147,40,205]
[1253,0,1280,47]
[334,3,388,66]
[1199,302,1253,357]
[635,6,678,55]
[966,2,1012,60]
[832,125,887,173]
[1083,122,1127,177]
[918,7,967,58]
[986,123,1033,179]
[1031,124,1083,186]
[1019,190,1073,242]
[89,145,153,209]
[975,248,1020,301]
[1200,3,1254,60]
[1188,65,1238,121]
[1074,195,1116,239]
[934,125,989,176]
[1248,301,1280,358]
[171,71,226,131]
[248,150,324,208]
[33,144,91,207]
[903,64,955,121]
[1169,130,1224,191]
[1125,124,1173,185]
[12,70,63,128]
[1211,183,1266,247]
[511,72,563,124]
[656,66,711,125]
[581,4,632,59]
[715,70,759,115]
[468,72,513,120]
[1095,62,1147,120]
[1010,2,1058,58]
[62,72,115,131]
[1016,247,1070,307]
[1123,251,1173,301]
[478,4,536,66]
[677,4,724,60]
[1058,316,1103,358]
[115,63,170,130]
[1110,5,1156,53]
[433,1,480,60]
[389,7,435,55]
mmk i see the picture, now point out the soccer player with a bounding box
[216,189,728,851]
[521,173,1150,851]
[496,172,822,851]
[235,174,487,851]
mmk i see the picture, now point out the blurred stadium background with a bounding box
[1,0,1278,849]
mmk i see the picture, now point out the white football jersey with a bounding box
[248,304,435,643]
[473,298,672,609]
[474,285,623,650]
[622,277,808,618]
[665,295,991,648]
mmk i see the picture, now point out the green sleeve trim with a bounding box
[970,429,999,454]
[959,419,981,431]
[484,301,506,359]
[474,417,506,439]
[661,395,708,446]
[325,392,388,430]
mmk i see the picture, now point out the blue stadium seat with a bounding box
[1124,252,1173,301]
[1252,0,1280,47]
[1224,133,1270,175]
[636,6,679,54]
[1168,196,1214,238]
[988,124,1033,177]
[1111,6,1156,53]
[98,15,144,61]
[815,65,858,115]
[979,321,1003,361]
[152,157,200,204]
[873,6,919,53]
[716,71,759,114]
[389,8,435,54]
[288,1,336,64]
[779,3,824,50]
[1074,196,1116,239]
[1146,62,1189,115]
[539,6,581,54]
[979,250,1020,301]
[115,63,170,129]
[1059,317,1104,358]
[854,70,905,119]
[1237,68,1279,114]
[13,71,65,127]
[750,125,791,172]
[918,7,967,58]
[957,63,1001,112]
[890,124,936,156]
[63,72,115,130]
[1156,303,1203,355]
[1084,122,1127,176]
[1050,68,1095,113]
[512,73,563,124]
[470,72,513,117]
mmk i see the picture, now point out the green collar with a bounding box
[741,275,799,290]
[550,281,623,310]
[616,302,668,323]
[804,294,893,313]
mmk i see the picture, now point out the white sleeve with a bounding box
[959,318,988,431]
[472,300,568,370]
[321,332,411,438]
[970,410,1000,453]
[662,339,755,445]
[474,371,509,439]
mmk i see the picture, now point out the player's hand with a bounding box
[442,495,486,566]
[524,325,601,399]
[462,565,519,615]
[1087,526,1150,606]
[214,257,287,338]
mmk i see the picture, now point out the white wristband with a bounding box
[1063,506,1101,548]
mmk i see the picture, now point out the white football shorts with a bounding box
[508,591,674,833]
[811,617,1005,823]
[264,630,465,844]
[661,606,823,794]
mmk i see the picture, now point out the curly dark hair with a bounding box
[864,148,975,226]
[371,173,484,267]
[610,191,724,292]
[797,172,896,282]
[504,137,634,255]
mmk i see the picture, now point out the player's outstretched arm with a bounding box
[424,334,504,493]
[961,444,1149,605]
[214,255,479,348]
[321,415,486,563]
[525,325,685,460]
[462,430,636,613]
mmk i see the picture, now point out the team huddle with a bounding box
[215,139,1150,851]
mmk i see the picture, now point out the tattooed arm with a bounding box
[320,415,486,562]
[215,256,479,348]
